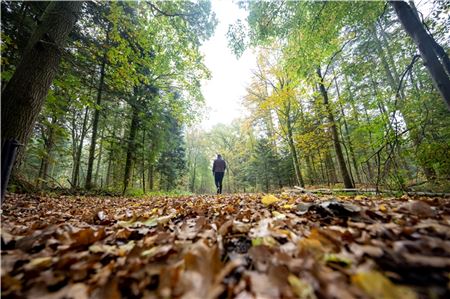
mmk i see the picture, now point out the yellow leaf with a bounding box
[324,253,352,267]
[261,194,280,206]
[288,274,317,299]
[272,211,286,219]
[252,236,278,247]
[354,195,365,200]
[26,257,53,270]
[352,271,417,299]
[282,204,294,209]
[89,244,117,255]
[118,241,135,256]
[379,204,387,212]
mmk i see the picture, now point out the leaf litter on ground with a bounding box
[1,192,450,298]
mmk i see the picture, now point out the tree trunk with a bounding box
[37,115,58,188]
[287,123,304,187]
[86,49,107,189]
[72,106,89,187]
[123,99,140,195]
[190,153,197,192]
[408,0,450,76]
[1,1,82,165]
[317,68,354,188]
[391,0,450,110]
[325,151,338,185]
[94,127,104,185]
[335,77,361,184]
[141,130,146,194]
[306,155,316,185]
[148,163,154,191]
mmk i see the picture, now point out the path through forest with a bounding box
[1,192,449,298]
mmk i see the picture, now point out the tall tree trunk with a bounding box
[265,112,283,188]
[408,0,450,76]
[306,155,316,185]
[391,0,450,110]
[324,151,337,185]
[148,163,154,191]
[94,127,104,185]
[287,123,305,187]
[141,129,146,194]
[72,106,89,187]
[317,68,354,188]
[190,153,197,192]
[372,25,401,94]
[123,100,140,195]
[1,1,82,165]
[37,116,57,188]
[86,49,107,189]
[335,77,361,184]
[106,149,113,189]
[377,21,402,81]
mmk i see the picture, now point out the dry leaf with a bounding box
[261,195,280,206]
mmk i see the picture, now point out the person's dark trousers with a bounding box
[214,172,224,194]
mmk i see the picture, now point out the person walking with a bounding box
[212,154,226,194]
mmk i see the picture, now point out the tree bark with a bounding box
[317,68,354,188]
[1,1,82,165]
[391,0,450,110]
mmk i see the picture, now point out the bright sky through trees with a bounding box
[200,0,256,129]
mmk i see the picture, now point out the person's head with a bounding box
[217,154,222,159]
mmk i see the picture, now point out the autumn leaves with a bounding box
[1,193,449,298]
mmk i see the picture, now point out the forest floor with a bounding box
[1,192,450,299]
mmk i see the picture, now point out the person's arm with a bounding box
[224,161,227,171]
[212,160,216,174]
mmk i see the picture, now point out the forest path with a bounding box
[1,193,449,298]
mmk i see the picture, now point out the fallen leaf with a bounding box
[25,256,53,270]
[352,271,417,299]
[97,211,106,221]
[288,274,317,299]
[261,194,280,206]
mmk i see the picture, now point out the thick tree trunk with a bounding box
[86,50,107,189]
[123,101,140,195]
[317,68,354,188]
[391,0,450,110]
[1,1,82,165]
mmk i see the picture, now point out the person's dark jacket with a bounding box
[212,158,226,173]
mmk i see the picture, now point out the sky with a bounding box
[199,0,257,130]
